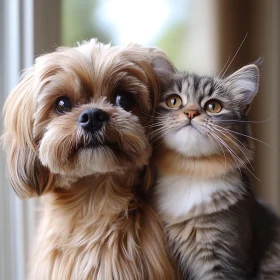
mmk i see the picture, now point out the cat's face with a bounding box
[153,64,259,157]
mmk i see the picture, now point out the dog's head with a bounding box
[2,39,173,198]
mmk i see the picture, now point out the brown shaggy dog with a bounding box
[2,39,177,279]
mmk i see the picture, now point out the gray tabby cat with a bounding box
[152,58,280,280]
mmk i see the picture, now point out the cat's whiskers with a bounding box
[151,128,174,145]
[209,133,242,175]
[155,110,168,116]
[213,126,252,154]
[210,123,270,147]
[212,130,252,176]
[214,33,248,90]
[148,123,169,136]
[206,121,252,154]
[215,127,253,166]
[209,126,261,176]
[148,119,179,135]
[144,117,170,130]
[220,33,248,80]
[207,132,227,167]
[217,56,231,78]
[210,131,260,181]
[211,117,273,124]
[210,133,243,176]
[150,124,175,137]
[211,129,254,175]
[149,124,176,143]
[145,122,167,129]
[145,119,168,128]
[139,111,155,119]
[210,126,254,171]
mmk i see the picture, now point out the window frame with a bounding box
[0,1,60,279]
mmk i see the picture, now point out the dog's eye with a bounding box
[115,93,135,111]
[55,96,72,114]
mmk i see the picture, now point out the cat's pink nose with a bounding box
[185,110,200,120]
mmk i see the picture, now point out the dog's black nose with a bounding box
[78,109,109,132]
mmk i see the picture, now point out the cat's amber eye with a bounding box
[205,100,222,113]
[166,95,182,108]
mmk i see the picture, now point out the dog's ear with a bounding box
[150,50,176,89]
[2,72,54,199]
[122,45,175,112]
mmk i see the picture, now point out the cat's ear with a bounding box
[151,54,176,88]
[224,64,259,108]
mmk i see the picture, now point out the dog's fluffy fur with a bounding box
[2,39,177,279]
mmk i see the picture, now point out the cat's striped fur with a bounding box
[152,61,280,280]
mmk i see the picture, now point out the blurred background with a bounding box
[0,0,279,279]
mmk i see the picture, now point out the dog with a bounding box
[2,39,177,279]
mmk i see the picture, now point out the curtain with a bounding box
[217,0,280,213]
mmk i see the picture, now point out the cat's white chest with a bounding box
[156,174,240,217]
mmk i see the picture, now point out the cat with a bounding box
[151,58,280,280]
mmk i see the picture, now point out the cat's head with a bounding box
[153,61,259,158]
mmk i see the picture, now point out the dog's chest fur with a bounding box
[156,174,250,280]
[29,177,176,280]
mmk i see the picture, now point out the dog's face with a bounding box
[3,39,172,198]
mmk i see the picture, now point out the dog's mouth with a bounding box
[72,137,129,159]
[75,136,116,150]
[83,140,121,153]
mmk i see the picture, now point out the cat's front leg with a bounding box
[181,248,249,280]
[176,205,254,280]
